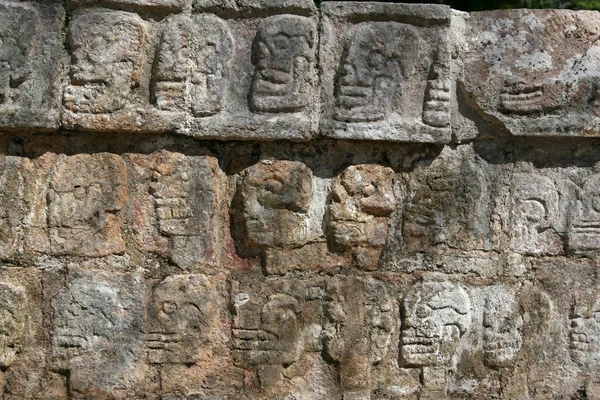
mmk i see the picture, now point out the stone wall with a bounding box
[1,1,600,399]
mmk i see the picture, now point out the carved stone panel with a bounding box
[51,269,144,396]
[323,275,395,399]
[188,10,318,141]
[327,164,397,270]
[235,160,314,253]
[402,146,494,254]
[0,282,27,369]
[0,2,63,131]
[462,10,600,137]
[568,172,600,251]
[0,156,25,260]
[320,2,452,143]
[145,274,219,365]
[153,14,234,117]
[231,278,324,388]
[570,296,600,373]
[509,172,563,255]
[127,151,225,269]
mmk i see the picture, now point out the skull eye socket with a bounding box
[162,301,177,314]
[273,35,289,50]
[415,304,430,319]
[368,52,385,71]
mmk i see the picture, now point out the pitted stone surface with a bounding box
[3,3,600,399]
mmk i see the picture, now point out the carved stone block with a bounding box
[509,172,562,255]
[236,160,314,252]
[52,269,144,396]
[323,276,395,399]
[145,274,219,365]
[327,165,397,270]
[570,296,600,372]
[0,156,25,260]
[22,153,127,257]
[568,172,600,251]
[402,146,494,253]
[153,14,233,118]
[231,278,324,388]
[462,10,600,137]
[186,9,318,141]
[320,2,452,143]
[127,151,225,269]
[0,282,27,369]
[0,2,63,131]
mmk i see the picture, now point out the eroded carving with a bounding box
[0,156,25,260]
[46,154,127,256]
[509,172,562,255]
[249,15,316,113]
[63,9,146,114]
[0,3,39,109]
[52,272,143,394]
[0,282,26,368]
[146,274,217,364]
[232,279,323,388]
[154,14,233,116]
[323,276,395,399]
[400,281,471,368]
[327,164,396,270]
[238,160,313,251]
[570,297,600,372]
[483,286,523,368]
[334,22,419,123]
[569,173,600,251]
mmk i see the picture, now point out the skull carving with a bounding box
[250,15,316,113]
[483,287,523,368]
[334,22,419,123]
[64,9,146,114]
[569,173,600,250]
[570,297,600,371]
[400,281,471,367]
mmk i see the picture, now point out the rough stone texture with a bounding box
[462,10,600,137]
[0,2,64,131]
[4,3,600,399]
[320,2,452,143]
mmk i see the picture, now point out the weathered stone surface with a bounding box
[462,9,600,137]
[126,151,226,269]
[0,156,25,260]
[320,2,452,143]
[188,13,318,140]
[51,269,144,397]
[0,2,64,131]
[327,164,397,270]
[234,160,314,253]
[67,0,190,12]
[25,153,128,257]
[193,0,316,15]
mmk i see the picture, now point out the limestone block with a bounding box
[0,282,27,369]
[462,10,600,137]
[568,172,600,251]
[0,2,64,131]
[570,296,600,373]
[0,156,25,260]
[236,160,314,252]
[51,269,144,396]
[402,146,494,253]
[320,2,452,143]
[509,172,563,255]
[327,164,397,270]
[30,154,128,257]
[231,278,325,389]
[145,274,220,365]
[185,9,318,140]
[153,15,233,118]
[126,151,225,269]
[323,276,395,399]
[193,0,316,15]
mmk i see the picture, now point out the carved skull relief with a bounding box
[570,297,600,372]
[239,160,313,249]
[334,22,419,123]
[483,286,523,368]
[154,14,233,116]
[400,281,471,367]
[64,9,146,114]
[569,173,600,250]
[250,15,316,113]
